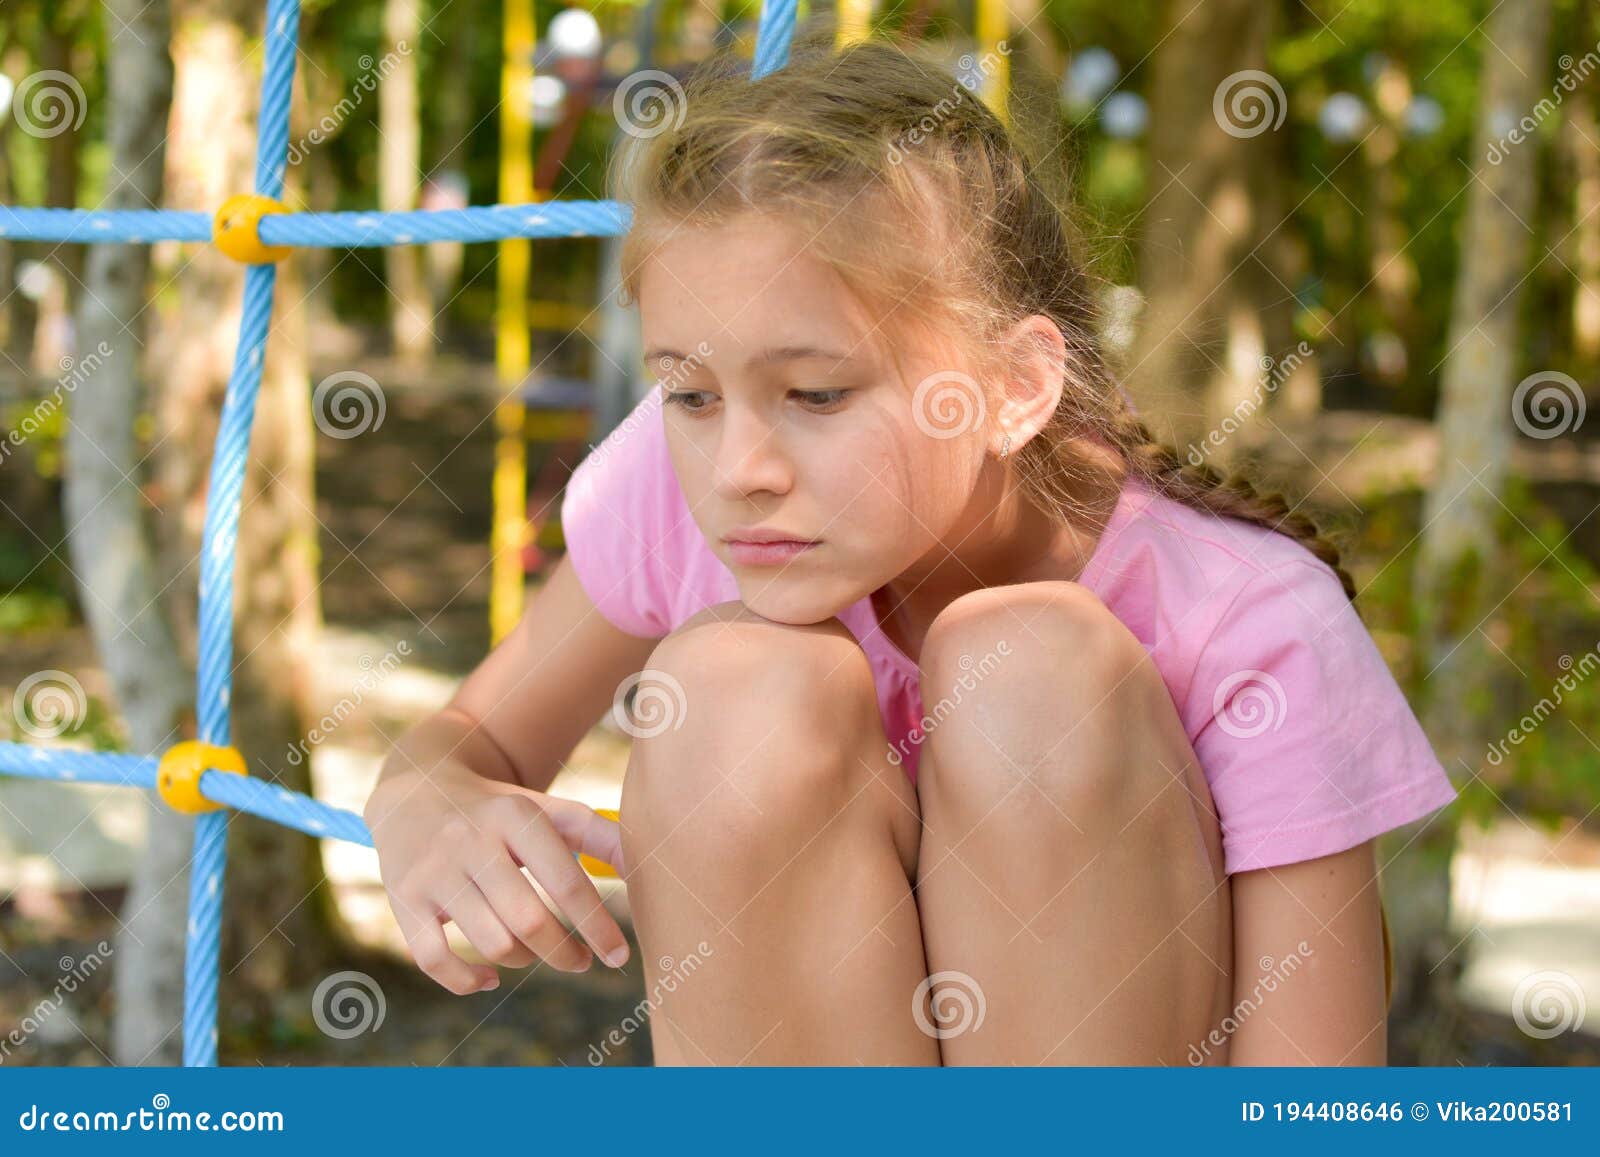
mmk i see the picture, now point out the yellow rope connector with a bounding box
[157,741,247,815]
[213,193,292,264]
[578,806,621,878]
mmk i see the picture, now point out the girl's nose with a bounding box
[715,408,793,498]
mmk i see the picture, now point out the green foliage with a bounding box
[1360,477,1600,831]
[8,688,124,752]
[0,528,73,634]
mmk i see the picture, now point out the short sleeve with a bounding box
[1186,558,1459,874]
[558,388,679,638]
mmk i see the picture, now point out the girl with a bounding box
[363,24,1457,1066]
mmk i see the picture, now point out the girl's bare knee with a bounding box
[620,602,888,853]
[914,580,1167,821]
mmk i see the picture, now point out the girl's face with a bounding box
[637,213,996,626]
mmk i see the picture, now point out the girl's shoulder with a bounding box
[1104,475,1335,590]
[1087,475,1350,655]
[1095,477,1457,875]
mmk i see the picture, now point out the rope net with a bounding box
[0,0,800,1067]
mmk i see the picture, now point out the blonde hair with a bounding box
[612,19,1358,607]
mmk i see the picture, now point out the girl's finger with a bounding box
[502,811,631,968]
[438,876,540,970]
[469,850,594,972]
[393,899,496,995]
[540,796,627,876]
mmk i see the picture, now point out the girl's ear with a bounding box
[991,314,1067,456]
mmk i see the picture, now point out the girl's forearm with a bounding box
[364,707,525,830]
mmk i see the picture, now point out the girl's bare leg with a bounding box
[911,581,1234,1065]
[618,602,941,1065]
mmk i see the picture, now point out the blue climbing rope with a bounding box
[0,0,798,1067]
[0,203,633,245]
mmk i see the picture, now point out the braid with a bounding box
[1104,405,1361,609]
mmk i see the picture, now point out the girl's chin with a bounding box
[733,586,858,629]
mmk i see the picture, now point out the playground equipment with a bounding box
[0,0,1017,1069]
[0,0,803,1068]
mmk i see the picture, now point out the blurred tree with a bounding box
[1361,54,1420,387]
[0,4,17,360]
[380,0,431,363]
[1389,0,1556,1046]
[1566,0,1600,372]
[423,0,478,335]
[682,0,725,63]
[39,1,88,312]
[1125,0,1280,463]
[67,0,194,1068]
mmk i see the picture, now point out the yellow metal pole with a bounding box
[975,0,1010,128]
[492,0,535,646]
[836,0,872,46]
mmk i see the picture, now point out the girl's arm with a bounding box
[438,552,662,792]
[368,552,660,804]
[1226,840,1389,1065]
[362,554,661,993]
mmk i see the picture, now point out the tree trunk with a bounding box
[1362,56,1421,390]
[1567,5,1600,371]
[0,4,15,359]
[1127,0,1275,458]
[40,3,86,310]
[153,0,343,1053]
[380,0,430,364]
[62,0,196,1069]
[1391,0,1555,1047]
[682,0,724,63]
[0,16,37,370]
[423,0,476,339]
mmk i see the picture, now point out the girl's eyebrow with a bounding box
[642,345,859,372]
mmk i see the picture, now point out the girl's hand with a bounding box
[365,766,630,995]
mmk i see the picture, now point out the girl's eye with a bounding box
[791,389,850,410]
[662,389,713,413]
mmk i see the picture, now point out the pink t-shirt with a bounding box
[560,387,1458,874]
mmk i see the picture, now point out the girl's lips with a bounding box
[725,539,819,566]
